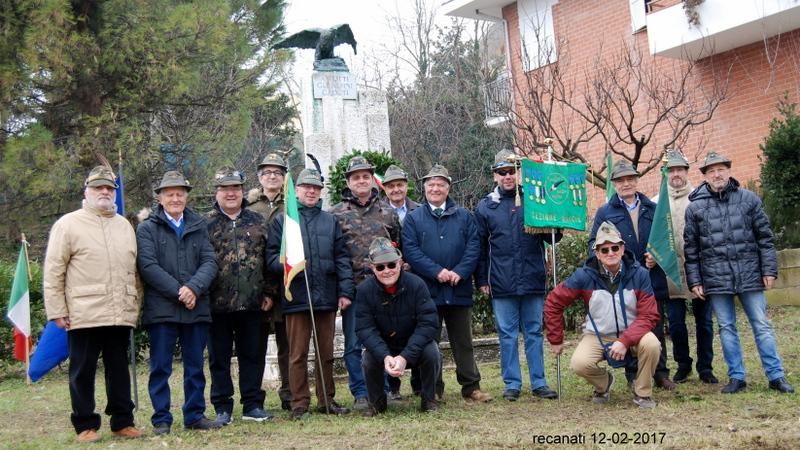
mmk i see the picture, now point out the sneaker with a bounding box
[387,391,404,404]
[316,401,350,415]
[502,389,520,402]
[673,368,691,384]
[699,372,719,384]
[655,377,678,391]
[464,389,493,403]
[768,377,795,394]
[112,426,143,439]
[152,423,170,436]
[291,407,309,421]
[185,416,223,430]
[633,395,657,409]
[532,386,558,399]
[720,378,747,394]
[352,397,369,411]
[242,407,274,422]
[76,429,100,443]
[592,372,615,404]
[421,398,440,412]
[214,411,233,426]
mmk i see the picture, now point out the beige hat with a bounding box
[368,237,402,264]
[155,171,192,193]
[421,164,452,184]
[84,166,117,188]
[492,149,516,171]
[594,221,625,248]
[296,168,324,187]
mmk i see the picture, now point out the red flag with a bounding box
[13,327,32,362]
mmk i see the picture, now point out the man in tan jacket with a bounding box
[661,151,717,384]
[44,166,143,443]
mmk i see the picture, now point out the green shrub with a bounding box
[327,150,417,205]
[471,290,494,335]
[760,97,800,249]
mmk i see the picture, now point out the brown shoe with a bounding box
[464,389,493,403]
[76,429,100,443]
[112,426,143,439]
[656,377,678,391]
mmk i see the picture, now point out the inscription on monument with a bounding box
[313,72,357,99]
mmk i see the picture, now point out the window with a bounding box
[518,0,559,71]
[630,0,647,32]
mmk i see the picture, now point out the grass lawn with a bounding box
[1,305,798,449]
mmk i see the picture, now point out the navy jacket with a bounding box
[684,178,778,295]
[355,272,439,365]
[266,204,354,315]
[474,186,561,297]
[137,206,218,325]
[401,197,480,307]
[589,193,668,300]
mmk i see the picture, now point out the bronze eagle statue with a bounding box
[273,24,357,62]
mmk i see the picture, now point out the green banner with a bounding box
[646,167,683,288]
[522,160,587,231]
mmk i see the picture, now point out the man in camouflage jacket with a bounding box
[329,156,401,410]
[207,167,274,424]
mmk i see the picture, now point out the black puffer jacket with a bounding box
[137,206,218,325]
[684,178,778,295]
[266,204,354,314]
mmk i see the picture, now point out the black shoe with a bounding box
[699,372,719,384]
[185,417,222,430]
[532,386,558,399]
[721,378,747,394]
[673,368,691,383]
[291,407,309,421]
[387,391,404,405]
[768,377,795,393]
[280,399,291,411]
[502,389,520,401]
[152,423,171,436]
[316,401,350,415]
[421,398,440,412]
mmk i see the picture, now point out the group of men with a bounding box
[43,147,793,442]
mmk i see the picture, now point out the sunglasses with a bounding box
[598,245,621,255]
[495,169,516,176]
[374,262,398,272]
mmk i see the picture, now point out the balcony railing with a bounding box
[483,71,511,126]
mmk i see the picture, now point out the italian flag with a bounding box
[373,173,384,191]
[280,174,306,301]
[7,242,31,361]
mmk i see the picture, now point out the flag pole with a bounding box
[543,140,562,401]
[116,148,138,411]
[21,233,31,385]
[301,270,330,412]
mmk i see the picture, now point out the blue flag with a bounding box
[28,321,69,382]
[115,164,125,215]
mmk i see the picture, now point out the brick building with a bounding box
[443,0,800,202]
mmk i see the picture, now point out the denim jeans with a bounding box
[492,295,548,391]
[709,291,785,382]
[342,305,367,399]
[666,298,714,375]
[148,323,209,427]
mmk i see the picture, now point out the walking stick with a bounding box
[556,353,562,402]
[302,270,331,412]
[129,329,138,410]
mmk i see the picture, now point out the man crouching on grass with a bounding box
[355,237,441,416]
[544,222,661,409]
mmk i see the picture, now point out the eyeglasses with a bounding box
[374,262,398,272]
[598,245,621,255]
[495,169,516,176]
[260,170,284,177]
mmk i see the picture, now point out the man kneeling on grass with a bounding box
[355,237,442,416]
[544,221,661,409]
